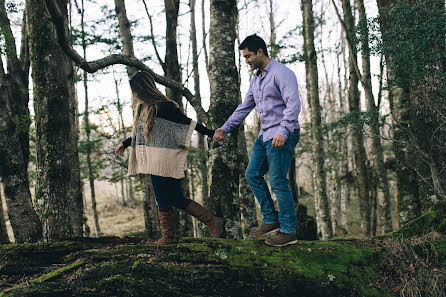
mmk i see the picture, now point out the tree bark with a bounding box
[201,0,210,77]
[301,0,333,240]
[0,184,10,244]
[376,0,445,223]
[238,128,258,238]
[164,0,183,107]
[113,0,137,77]
[28,0,83,239]
[356,0,393,234]
[208,0,242,239]
[0,0,43,243]
[340,0,371,236]
[190,0,209,209]
[81,0,101,237]
[141,176,160,238]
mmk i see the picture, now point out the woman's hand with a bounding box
[115,143,127,156]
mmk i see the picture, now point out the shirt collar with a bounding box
[256,58,275,77]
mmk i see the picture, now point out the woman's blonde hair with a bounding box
[129,71,178,140]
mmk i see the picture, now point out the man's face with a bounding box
[241,48,263,70]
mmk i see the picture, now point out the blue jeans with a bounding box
[245,129,300,234]
[150,175,187,210]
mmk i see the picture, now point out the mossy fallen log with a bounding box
[1,211,445,297]
[0,237,395,297]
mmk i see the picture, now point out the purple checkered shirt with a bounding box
[222,59,301,141]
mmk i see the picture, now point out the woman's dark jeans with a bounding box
[150,175,189,211]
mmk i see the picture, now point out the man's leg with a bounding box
[266,130,300,237]
[245,136,279,238]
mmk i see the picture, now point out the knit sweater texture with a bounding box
[127,101,212,179]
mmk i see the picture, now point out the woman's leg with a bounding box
[149,175,180,244]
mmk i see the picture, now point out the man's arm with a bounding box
[221,87,256,135]
[276,68,301,139]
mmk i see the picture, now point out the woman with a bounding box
[115,71,224,245]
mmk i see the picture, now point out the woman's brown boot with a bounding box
[184,199,225,238]
[154,208,177,245]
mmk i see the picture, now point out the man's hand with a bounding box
[213,128,226,141]
[271,133,286,148]
[115,143,127,156]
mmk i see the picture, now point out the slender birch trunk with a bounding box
[81,0,101,237]
[339,0,372,236]
[141,176,160,238]
[338,34,349,233]
[0,184,10,244]
[164,0,183,107]
[356,0,392,233]
[301,0,332,240]
[190,0,209,207]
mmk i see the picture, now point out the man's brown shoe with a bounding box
[265,232,298,247]
[248,223,280,239]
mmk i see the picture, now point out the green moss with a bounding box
[0,260,85,297]
[382,201,446,238]
[0,238,396,296]
[32,259,85,282]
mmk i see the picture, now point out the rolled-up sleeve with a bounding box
[221,86,256,134]
[276,69,301,139]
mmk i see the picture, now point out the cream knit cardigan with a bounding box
[128,116,197,179]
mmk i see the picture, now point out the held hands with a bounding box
[271,133,285,148]
[115,143,127,156]
[212,128,226,141]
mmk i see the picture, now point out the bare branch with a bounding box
[330,0,363,83]
[19,9,30,75]
[201,0,209,77]
[43,0,209,125]
[377,53,384,108]
[141,0,165,71]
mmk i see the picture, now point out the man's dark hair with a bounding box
[238,34,269,57]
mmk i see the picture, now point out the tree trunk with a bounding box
[164,0,183,107]
[208,0,242,239]
[29,0,83,239]
[127,177,135,201]
[377,0,434,225]
[178,178,194,237]
[141,176,160,238]
[340,0,371,236]
[0,184,10,244]
[238,129,258,238]
[190,0,209,210]
[0,0,43,243]
[337,37,349,233]
[81,0,101,237]
[301,0,333,240]
[356,0,392,234]
[113,0,137,77]
[201,0,210,77]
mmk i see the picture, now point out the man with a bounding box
[215,34,301,247]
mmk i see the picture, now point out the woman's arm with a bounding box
[158,102,215,138]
